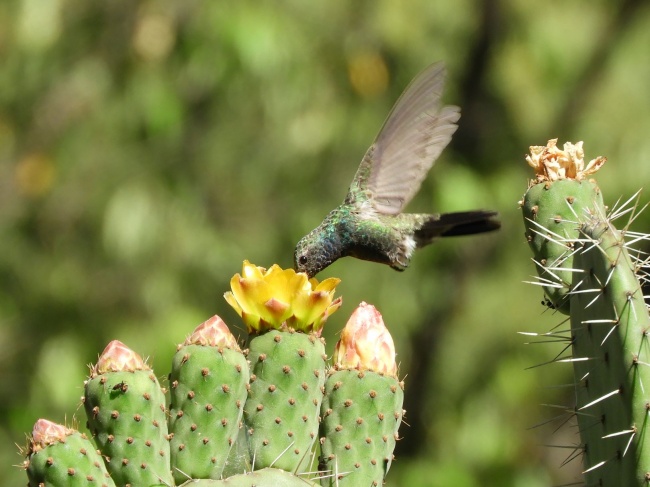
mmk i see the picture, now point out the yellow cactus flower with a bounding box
[333,301,397,377]
[224,260,342,335]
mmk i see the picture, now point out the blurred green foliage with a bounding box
[2,0,650,485]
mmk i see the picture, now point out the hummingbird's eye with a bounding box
[298,255,308,266]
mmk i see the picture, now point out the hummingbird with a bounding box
[294,62,500,278]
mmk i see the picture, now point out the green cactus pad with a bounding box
[569,217,650,485]
[169,343,250,483]
[83,369,173,486]
[522,178,604,313]
[244,330,327,473]
[319,369,404,487]
[25,428,116,487]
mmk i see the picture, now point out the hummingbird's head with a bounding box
[294,233,339,278]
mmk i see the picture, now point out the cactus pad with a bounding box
[83,341,172,486]
[169,336,249,482]
[568,217,650,484]
[24,420,116,487]
[319,369,404,486]
[244,330,327,473]
[522,178,604,313]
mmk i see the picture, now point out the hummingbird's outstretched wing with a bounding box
[347,62,460,215]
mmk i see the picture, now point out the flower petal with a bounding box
[526,139,605,182]
[242,260,265,279]
[224,291,242,317]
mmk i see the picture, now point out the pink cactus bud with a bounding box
[333,302,397,377]
[91,340,147,377]
[30,419,72,452]
[184,315,240,350]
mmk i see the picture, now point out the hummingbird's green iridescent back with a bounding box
[294,62,500,277]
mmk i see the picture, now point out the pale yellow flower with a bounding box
[333,301,397,377]
[526,138,606,182]
[224,260,342,335]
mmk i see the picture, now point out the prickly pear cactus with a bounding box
[19,261,405,487]
[224,261,340,473]
[83,340,173,487]
[244,330,326,472]
[320,303,404,487]
[168,315,250,483]
[569,216,650,485]
[522,181,604,313]
[521,139,650,486]
[521,138,607,313]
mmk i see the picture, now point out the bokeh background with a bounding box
[2,1,650,485]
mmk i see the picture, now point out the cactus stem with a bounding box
[522,167,650,484]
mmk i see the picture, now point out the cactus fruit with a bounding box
[521,140,650,485]
[23,419,116,487]
[169,315,250,483]
[320,302,404,486]
[83,340,173,486]
[521,139,607,313]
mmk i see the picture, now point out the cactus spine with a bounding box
[522,139,650,485]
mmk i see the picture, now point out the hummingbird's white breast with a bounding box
[402,235,417,259]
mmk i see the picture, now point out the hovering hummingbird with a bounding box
[294,62,500,278]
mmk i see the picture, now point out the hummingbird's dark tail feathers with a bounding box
[414,210,500,244]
